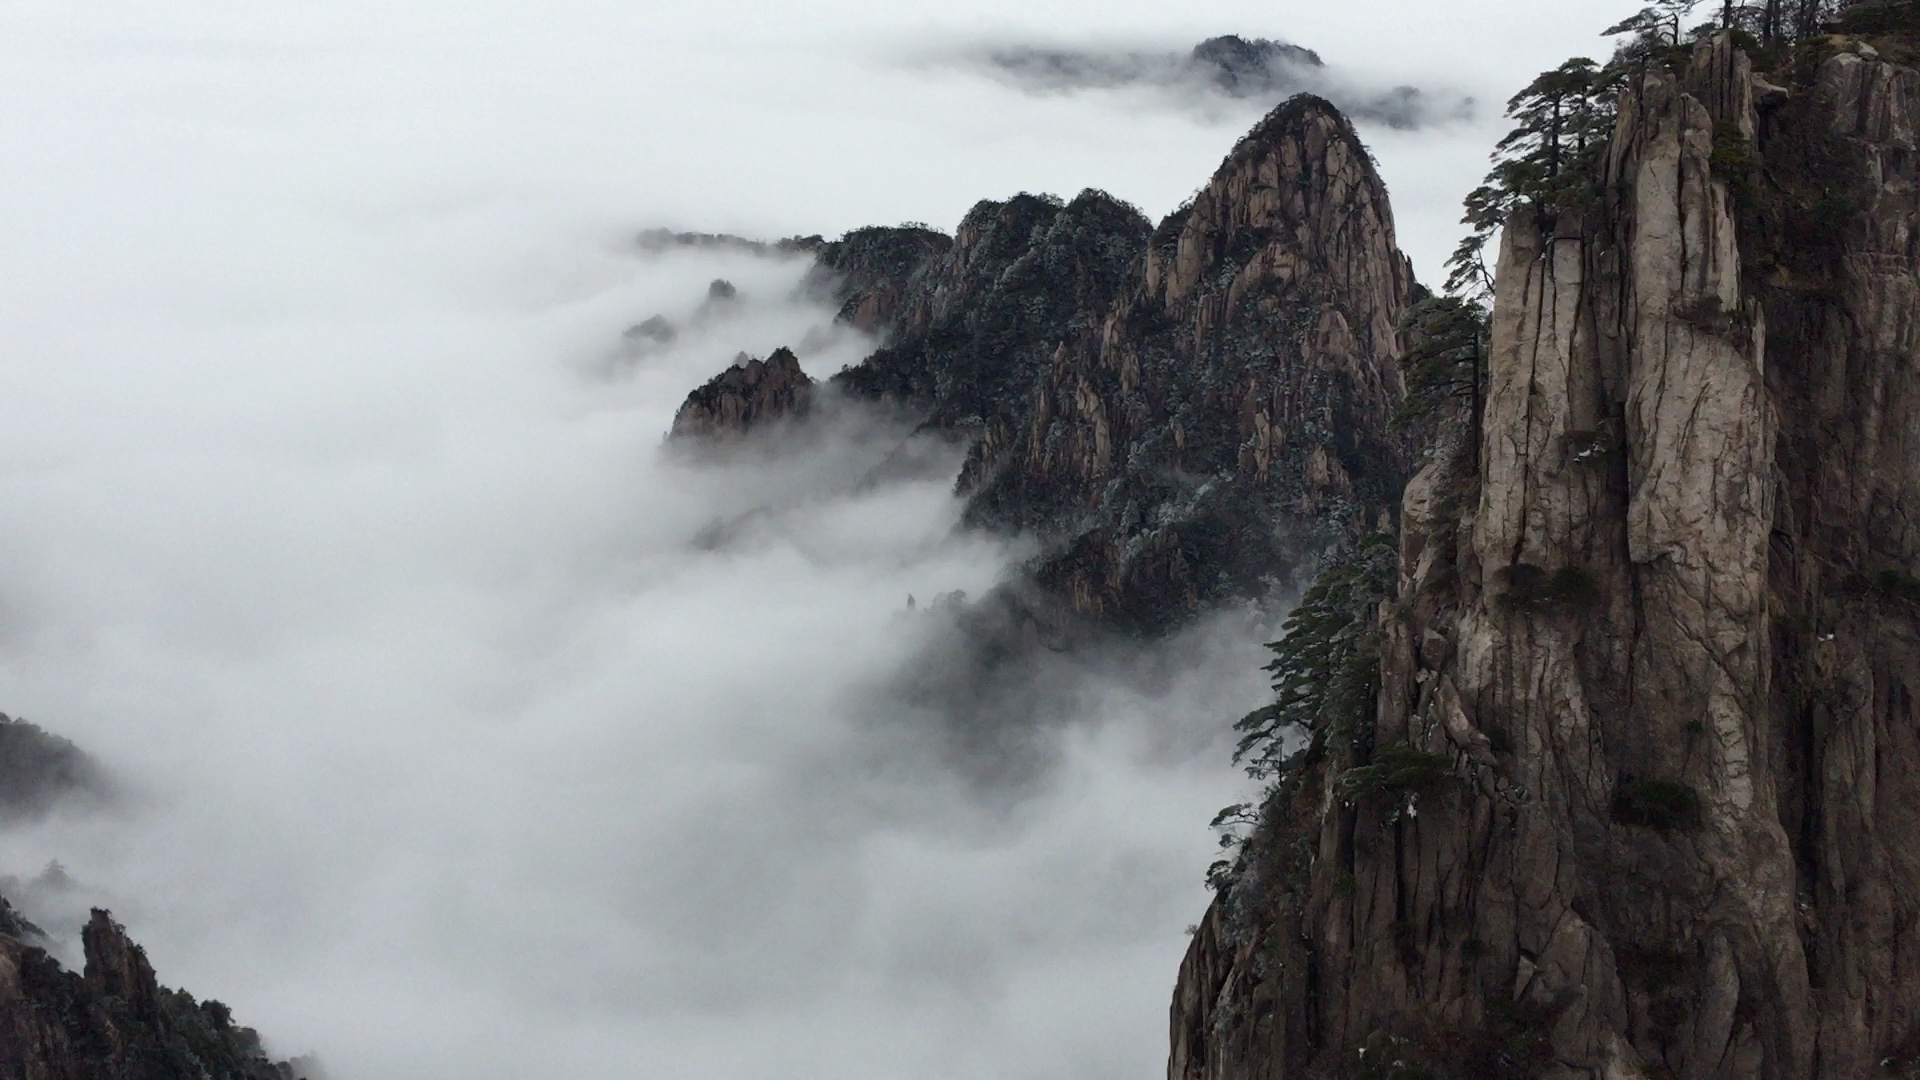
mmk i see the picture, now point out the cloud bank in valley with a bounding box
[0,0,1643,1074]
[926,34,1477,130]
[0,180,1271,1076]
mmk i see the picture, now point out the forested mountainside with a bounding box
[1173,13,1920,1078]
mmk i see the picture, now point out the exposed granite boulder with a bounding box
[668,347,815,441]
[1169,35,1920,1079]
[0,907,308,1080]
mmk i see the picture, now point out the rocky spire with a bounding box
[0,905,309,1079]
[668,347,815,442]
[1170,34,1920,1079]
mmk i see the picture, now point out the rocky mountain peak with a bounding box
[1149,94,1412,360]
[657,92,1417,635]
[952,94,1414,631]
[669,347,815,442]
[1188,35,1325,93]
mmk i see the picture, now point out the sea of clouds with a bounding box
[0,0,1634,1076]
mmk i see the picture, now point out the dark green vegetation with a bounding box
[830,190,1151,436]
[1336,743,1461,802]
[1211,533,1396,887]
[1448,57,1620,296]
[0,713,106,821]
[1233,532,1399,780]
[1612,777,1707,832]
[1394,294,1489,443]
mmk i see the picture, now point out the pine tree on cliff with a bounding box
[1604,0,1706,43]
[1395,294,1490,454]
[1210,533,1397,889]
[1446,57,1621,297]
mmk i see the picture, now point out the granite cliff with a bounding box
[1171,30,1920,1080]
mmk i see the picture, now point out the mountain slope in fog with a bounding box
[678,93,1417,637]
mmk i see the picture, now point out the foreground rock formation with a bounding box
[0,906,309,1080]
[1171,34,1920,1079]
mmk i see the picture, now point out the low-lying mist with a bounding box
[0,214,1271,1076]
[2,0,1645,1072]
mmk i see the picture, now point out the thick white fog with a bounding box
[0,1,1636,1076]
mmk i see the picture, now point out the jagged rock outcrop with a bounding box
[668,347,815,441]
[1170,35,1920,1079]
[810,97,1413,634]
[0,897,44,946]
[964,97,1414,632]
[0,907,307,1080]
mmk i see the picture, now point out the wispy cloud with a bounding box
[928,34,1476,129]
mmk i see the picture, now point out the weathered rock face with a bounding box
[0,907,306,1080]
[810,97,1413,634]
[964,97,1414,632]
[1171,36,1920,1080]
[668,347,815,441]
[660,96,1410,635]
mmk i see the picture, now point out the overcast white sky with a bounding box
[0,2,1640,1078]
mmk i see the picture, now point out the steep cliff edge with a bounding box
[1172,35,1920,1079]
